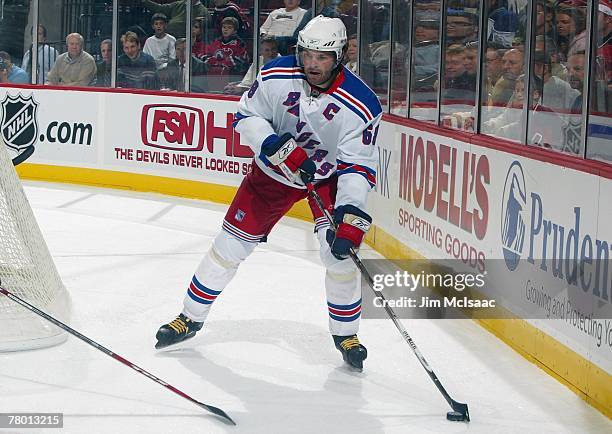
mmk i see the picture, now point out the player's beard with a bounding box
[305,66,339,89]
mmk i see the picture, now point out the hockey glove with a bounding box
[261,133,316,185]
[326,205,372,260]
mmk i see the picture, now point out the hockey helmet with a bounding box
[297,15,347,65]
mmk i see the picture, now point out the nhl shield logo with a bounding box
[561,119,582,155]
[1,94,39,153]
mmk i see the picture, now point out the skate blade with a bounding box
[345,362,363,372]
[155,333,196,350]
[339,351,365,372]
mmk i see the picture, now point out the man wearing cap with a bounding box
[413,10,440,84]
[446,9,478,45]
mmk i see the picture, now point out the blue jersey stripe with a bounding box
[233,112,249,128]
[339,68,383,118]
[330,93,368,123]
[262,73,306,81]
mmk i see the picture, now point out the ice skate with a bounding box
[155,313,203,349]
[333,335,367,371]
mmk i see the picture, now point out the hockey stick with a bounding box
[0,285,236,426]
[306,184,470,422]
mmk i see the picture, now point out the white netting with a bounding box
[0,142,70,351]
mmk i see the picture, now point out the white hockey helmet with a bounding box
[297,15,347,65]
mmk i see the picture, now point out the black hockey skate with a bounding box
[155,313,203,349]
[333,335,368,371]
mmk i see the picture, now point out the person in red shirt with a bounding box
[191,17,207,59]
[202,17,249,75]
[597,0,612,79]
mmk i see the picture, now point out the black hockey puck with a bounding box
[446,411,467,422]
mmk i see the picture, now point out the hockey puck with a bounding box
[446,411,467,422]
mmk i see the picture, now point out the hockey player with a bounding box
[156,15,382,371]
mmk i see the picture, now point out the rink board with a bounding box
[0,84,610,417]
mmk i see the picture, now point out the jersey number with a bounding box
[247,81,259,98]
[362,125,379,145]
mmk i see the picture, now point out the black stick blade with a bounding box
[198,402,236,425]
[449,401,470,422]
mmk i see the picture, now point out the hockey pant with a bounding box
[182,228,361,336]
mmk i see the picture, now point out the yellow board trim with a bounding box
[17,163,611,419]
[16,163,313,221]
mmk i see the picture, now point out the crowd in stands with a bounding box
[5,0,609,155]
[9,0,379,94]
[19,0,320,93]
[396,0,611,155]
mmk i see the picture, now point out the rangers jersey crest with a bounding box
[233,55,382,207]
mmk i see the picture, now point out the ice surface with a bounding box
[0,182,609,434]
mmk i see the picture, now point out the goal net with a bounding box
[0,142,71,351]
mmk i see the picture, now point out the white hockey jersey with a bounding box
[233,55,382,210]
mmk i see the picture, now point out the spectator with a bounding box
[563,50,588,153]
[533,49,579,111]
[212,0,249,39]
[484,47,504,104]
[597,0,612,83]
[488,0,520,48]
[160,38,207,92]
[94,39,112,87]
[414,11,440,47]
[412,11,440,86]
[567,51,586,113]
[555,1,587,59]
[446,10,478,45]
[534,35,567,80]
[443,44,475,97]
[261,0,306,38]
[255,6,314,58]
[223,36,279,95]
[535,2,546,36]
[143,13,177,70]
[291,7,313,40]
[590,1,612,113]
[535,1,555,37]
[567,51,585,92]
[344,34,359,74]
[260,0,307,54]
[490,48,523,107]
[203,17,249,75]
[47,33,96,87]
[464,41,478,81]
[439,44,476,129]
[21,24,58,84]
[484,74,540,141]
[143,0,208,38]
[342,34,378,85]
[191,18,207,58]
[0,52,29,84]
[117,31,158,89]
